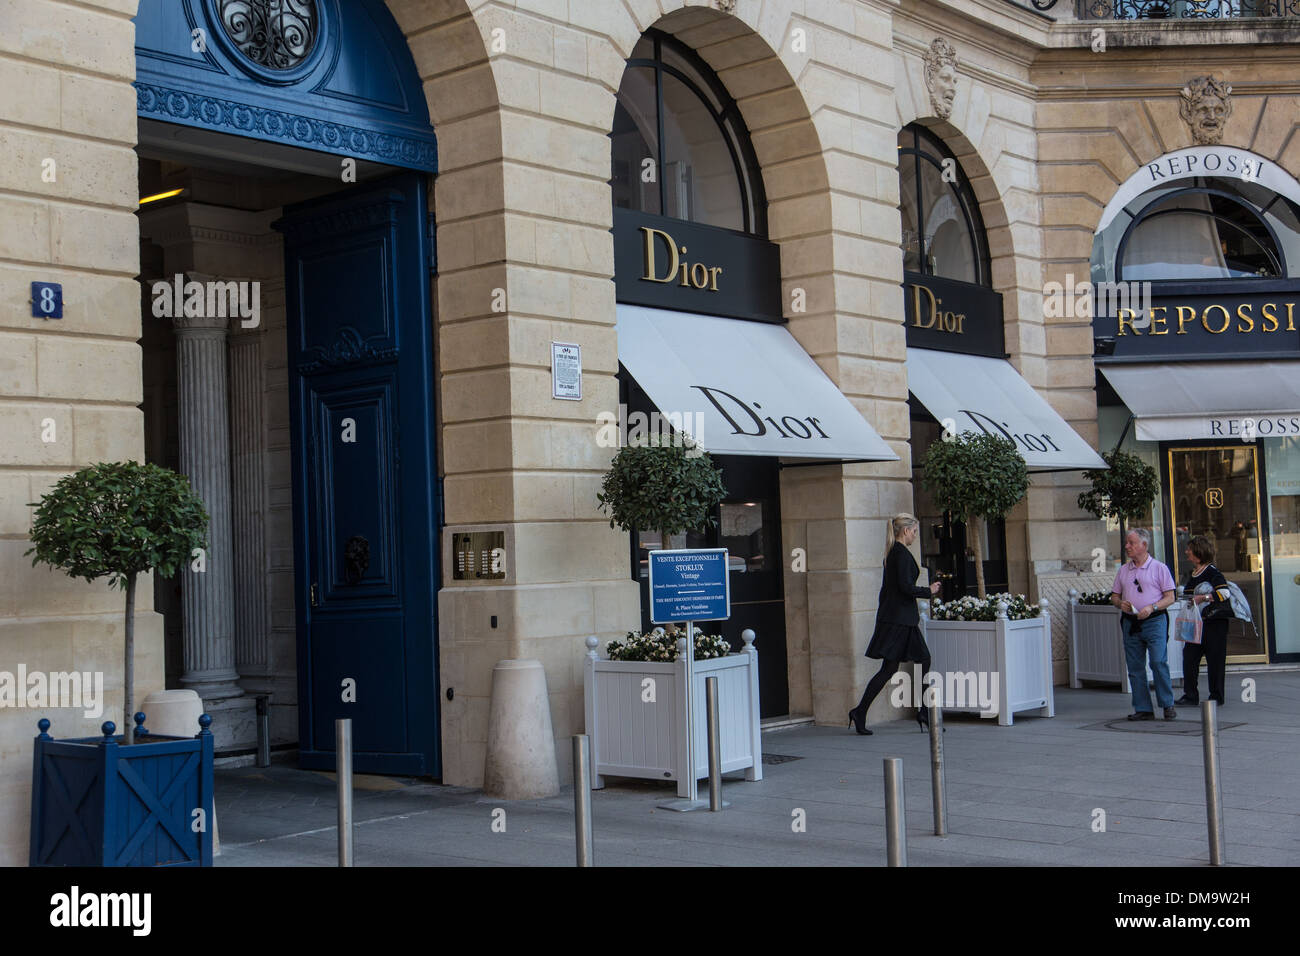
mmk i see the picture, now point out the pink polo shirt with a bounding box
[1112,554,1176,611]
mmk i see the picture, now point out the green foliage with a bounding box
[1076,450,1159,524]
[1077,590,1115,606]
[26,461,210,590]
[605,628,730,662]
[596,440,727,538]
[929,592,1041,621]
[919,431,1030,524]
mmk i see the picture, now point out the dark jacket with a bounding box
[876,541,932,626]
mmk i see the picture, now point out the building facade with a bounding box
[2,0,1298,865]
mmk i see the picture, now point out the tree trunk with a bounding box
[659,529,678,636]
[969,517,987,599]
[124,572,136,745]
[1117,514,1127,568]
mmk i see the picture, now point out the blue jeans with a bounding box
[1124,614,1173,712]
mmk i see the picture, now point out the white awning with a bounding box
[616,304,897,461]
[906,347,1106,471]
[1100,361,1300,442]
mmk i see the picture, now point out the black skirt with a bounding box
[866,621,930,662]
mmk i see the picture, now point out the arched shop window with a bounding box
[899,125,1006,599]
[1093,177,1300,284]
[898,124,991,287]
[611,30,765,234]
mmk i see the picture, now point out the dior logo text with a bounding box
[691,386,830,441]
[640,226,723,291]
[910,283,965,334]
[960,409,1062,455]
[151,274,260,328]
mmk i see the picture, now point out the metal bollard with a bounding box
[573,735,594,867]
[336,718,353,867]
[706,676,722,811]
[928,702,946,837]
[884,757,907,867]
[255,695,270,768]
[1201,701,1225,866]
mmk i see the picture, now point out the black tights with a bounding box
[855,657,931,716]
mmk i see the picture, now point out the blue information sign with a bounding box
[647,549,730,624]
[31,281,63,319]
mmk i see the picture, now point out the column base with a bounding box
[200,694,259,753]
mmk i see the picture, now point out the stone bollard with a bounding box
[483,659,560,800]
[140,689,220,855]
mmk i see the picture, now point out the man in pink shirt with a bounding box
[1111,528,1178,720]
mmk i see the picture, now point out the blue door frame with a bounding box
[277,173,441,777]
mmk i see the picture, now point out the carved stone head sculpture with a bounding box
[1180,75,1233,146]
[924,38,959,120]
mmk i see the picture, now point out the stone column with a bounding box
[173,307,244,704]
[229,322,267,674]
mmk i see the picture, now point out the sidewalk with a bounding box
[213,673,1300,866]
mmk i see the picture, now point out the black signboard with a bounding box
[1092,279,1300,362]
[902,271,1004,358]
[613,208,783,322]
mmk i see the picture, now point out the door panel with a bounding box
[1165,445,1269,662]
[278,173,440,776]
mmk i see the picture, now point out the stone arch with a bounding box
[588,2,919,725]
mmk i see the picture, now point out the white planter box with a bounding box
[582,634,762,798]
[1067,591,1184,693]
[920,604,1054,727]
[1069,601,1127,690]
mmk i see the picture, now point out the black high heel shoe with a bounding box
[848,708,872,735]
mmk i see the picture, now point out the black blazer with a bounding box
[876,542,932,626]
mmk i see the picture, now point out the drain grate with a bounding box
[1081,719,1246,735]
[762,753,803,765]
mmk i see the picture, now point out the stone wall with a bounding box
[0,0,162,866]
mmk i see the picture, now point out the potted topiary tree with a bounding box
[588,438,762,795]
[1070,450,1161,691]
[916,432,1051,725]
[919,430,1029,599]
[1076,448,1159,565]
[25,460,216,866]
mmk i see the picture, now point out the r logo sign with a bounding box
[1205,488,1224,509]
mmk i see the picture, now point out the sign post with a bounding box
[648,548,730,811]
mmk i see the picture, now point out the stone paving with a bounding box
[213,671,1300,866]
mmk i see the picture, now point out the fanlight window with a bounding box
[897,125,991,287]
[218,0,319,71]
[611,32,764,234]
[1093,177,1300,283]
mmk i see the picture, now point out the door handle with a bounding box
[310,582,319,607]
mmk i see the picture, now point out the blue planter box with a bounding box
[30,714,215,867]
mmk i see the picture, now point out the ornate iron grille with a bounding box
[218,0,318,70]
[1032,0,1300,16]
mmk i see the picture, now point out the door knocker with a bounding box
[344,535,370,585]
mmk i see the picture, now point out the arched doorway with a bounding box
[133,0,442,773]
[1092,147,1300,665]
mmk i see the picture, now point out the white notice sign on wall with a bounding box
[552,342,581,400]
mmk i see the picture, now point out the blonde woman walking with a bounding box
[848,513,942,735]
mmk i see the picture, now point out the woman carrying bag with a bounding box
[1177,534,1232,707]
[848,513,942,735]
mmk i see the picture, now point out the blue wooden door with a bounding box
[277,173,440,776]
